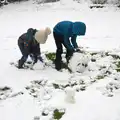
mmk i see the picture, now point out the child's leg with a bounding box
[53,32,64,70]
[66,50,74,63]
[18,38,27,68]
[18,38,25,56]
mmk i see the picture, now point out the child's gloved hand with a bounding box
[75,48,81,52]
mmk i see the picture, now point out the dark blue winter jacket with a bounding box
[53,21,86,50]
[18,28,40,62]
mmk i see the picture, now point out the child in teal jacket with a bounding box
[53,21,86,71]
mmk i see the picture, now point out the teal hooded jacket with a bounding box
[53,21,86,50]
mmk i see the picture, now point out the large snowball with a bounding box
[68,53,90,73]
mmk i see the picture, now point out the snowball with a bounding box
[68,53,90,73]
[64,87,75,103]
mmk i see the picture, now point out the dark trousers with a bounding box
[18,39,25,56]
[18,38,28,68]
[18,38,28,60]
[53,32,73,70]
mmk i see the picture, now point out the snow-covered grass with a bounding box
[0,1,120,120]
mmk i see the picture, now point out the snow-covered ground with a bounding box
[0,1,120,120]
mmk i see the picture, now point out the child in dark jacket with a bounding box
[53,21,86,71]
[17,27,51,69]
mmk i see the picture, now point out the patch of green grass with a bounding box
[0,86,10,91]
[105,52,109,56]
[115,61,120,72]
[62,84,70,88]
[111,54,120,59]
[96,75,105,80]
[42,111,48,116]
[100,66,106,69]
[91,0,107,4]
[45,52,56,62]
[99,66,106,70]
[53,83,60,89]
[116,61,120,68]
[105,70,111,75]
[53,109,65,120]
[90,52,98,56]
[53,83,70,89]
[91,58,96,62]
[116,68,120,72]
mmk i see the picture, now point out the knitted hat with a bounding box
[35,27,51,44]
[45,27,51,35]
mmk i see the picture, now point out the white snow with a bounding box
[0,1,120,120]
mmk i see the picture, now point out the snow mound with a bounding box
[68,52,90,73]
[32,62,45,70]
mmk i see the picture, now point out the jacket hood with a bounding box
[72,22,86,35]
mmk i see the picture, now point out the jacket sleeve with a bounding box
[63,36,74,51]
[71,35,78,48]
